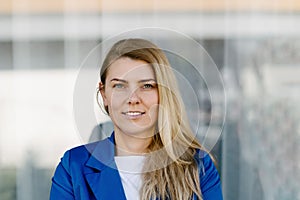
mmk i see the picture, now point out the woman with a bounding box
[50,38,223,200]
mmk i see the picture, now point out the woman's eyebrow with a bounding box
[110,78,128,83]
[138,79,156,83]
[110,78,156,83]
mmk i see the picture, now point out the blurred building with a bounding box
[0,0,300,199]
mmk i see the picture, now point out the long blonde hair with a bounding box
[98,38,204,200]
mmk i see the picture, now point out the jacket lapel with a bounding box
[84,134,127,200]
[84,167,126,200]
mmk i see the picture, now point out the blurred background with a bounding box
[1,0,300,199]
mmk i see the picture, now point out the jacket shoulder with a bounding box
[61,141,100,167]
[195,149,223,199]
[70,141,99,155]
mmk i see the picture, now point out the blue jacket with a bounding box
[50,133,223,200]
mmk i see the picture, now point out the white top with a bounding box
[114,155,146,200]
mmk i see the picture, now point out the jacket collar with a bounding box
[84,132,127,200]
[85,133,116,171]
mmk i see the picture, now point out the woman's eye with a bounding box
[113,83,125,89]
[143,83,155,89]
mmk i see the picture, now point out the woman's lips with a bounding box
[122,111,146,119]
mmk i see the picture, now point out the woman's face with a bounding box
[101,57,159,139]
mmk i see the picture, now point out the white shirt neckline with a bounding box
[115,155,146,200]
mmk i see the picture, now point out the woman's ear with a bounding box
[99,82,108,106]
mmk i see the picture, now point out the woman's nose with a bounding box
[127,89,141,104]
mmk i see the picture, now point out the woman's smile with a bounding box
[122,111,146,119]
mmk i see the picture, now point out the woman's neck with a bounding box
[114,131,152,156]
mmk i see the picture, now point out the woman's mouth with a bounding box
[122,111,146,118]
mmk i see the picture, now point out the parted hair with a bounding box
[97,38,204,200]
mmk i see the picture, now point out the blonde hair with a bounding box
[97,38,204,200]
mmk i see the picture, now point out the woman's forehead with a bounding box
[106,57,155,79]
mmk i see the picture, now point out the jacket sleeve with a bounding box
[199,153,223,200]
[50,150,75,200]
